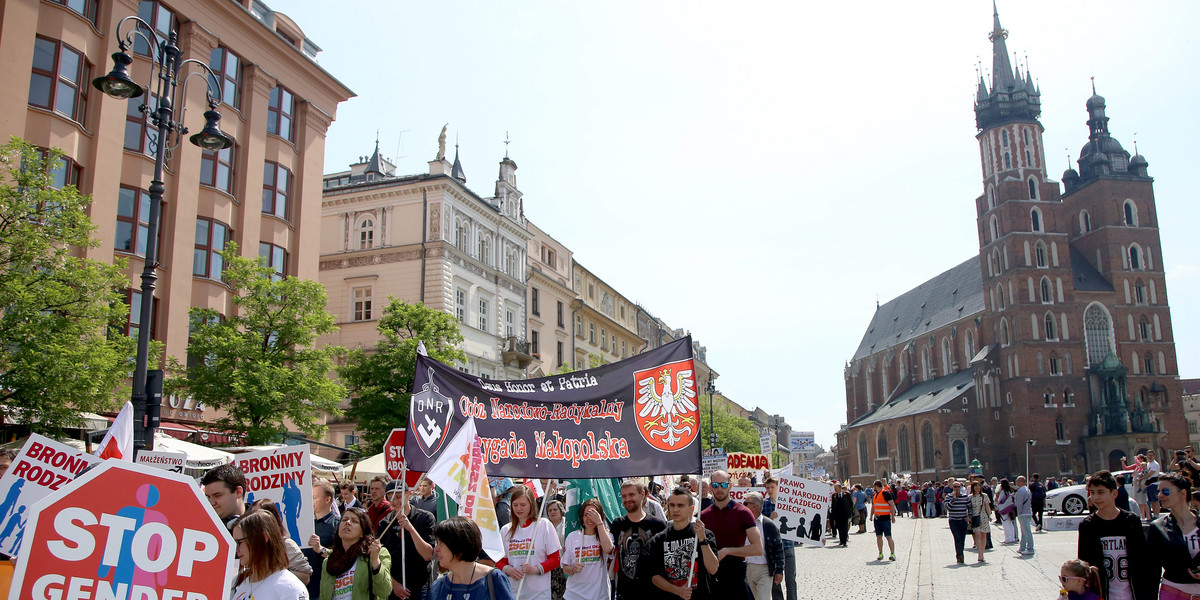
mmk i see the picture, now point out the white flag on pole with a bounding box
[424,418,505,560]
[94,401,134,460]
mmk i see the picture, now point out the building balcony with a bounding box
[501,336,535,369]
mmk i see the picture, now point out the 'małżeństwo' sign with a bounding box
[404,337,701,478]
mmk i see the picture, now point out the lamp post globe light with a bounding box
[93,16,233,455]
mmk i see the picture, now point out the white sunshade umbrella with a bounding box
[153,432,234,470]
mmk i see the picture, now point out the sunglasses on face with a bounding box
[1059,576,1086,584]
[711,482,731,489]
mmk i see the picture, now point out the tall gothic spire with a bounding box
[974,4,1041,131]
[989,2,1017,92]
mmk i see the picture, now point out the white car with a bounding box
[1045,469,1140,515]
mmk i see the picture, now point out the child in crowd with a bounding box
[1057,559,1102,600]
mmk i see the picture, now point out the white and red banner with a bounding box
[233,445,313,547]
[773,475,832,548]
[0,434,100,557]
[7,459,236,600]
[727,486,766,504]
[725,452,771,482]
[425,419,504,560]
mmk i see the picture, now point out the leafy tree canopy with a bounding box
[338,298,466,455]
[166,243,345,444]
[701,395,761,455]
[0,138,135,433]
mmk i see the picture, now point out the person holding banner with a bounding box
[497,484,562,600]
[700,471,761,600]
[646,487,719,600]
[428,517,515,600]
[378,482,435,600]
[320,506,392,600]
[561,498,614,600]
[611,480,667,600]
[232,511,312,600]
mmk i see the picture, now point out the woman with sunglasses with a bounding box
[232,511,310,600]
[1148,473,1200,599]
[968,481,991,563]
[319,506,391,600]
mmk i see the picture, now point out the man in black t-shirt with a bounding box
[611,480,668,600]
[378,484,436,600]
[646,488,719,600]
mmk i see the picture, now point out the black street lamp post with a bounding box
[93,17,233,455]
[706,375,718,449]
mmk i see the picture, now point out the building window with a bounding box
[952,439,967,466]
[1123,200,1137,226]
[858,433,869,473]
[114,186,153,256]
[505,309,514,337]
[1045,312,1058,340]
[455,289,466,324]
[575,315,582,337]
[193,217,228,279]
[123,95,161,155]
[556,341,564,368]
[876,428,888,458]
[1040,277,1053,303]
[1000,319,1010,347]
[531,331,539,356]
[267,86,295,142]
[920,422,934,470]
[601,330,607,351]
[47,0,98,23]
[356,216,375,250]
[1004,152,1011,169]
[1138,317,1152,341]
[531,288,540,316]
[29,149,81,190]
[455,222,469,252]
[199,144,234,193]
[557,301,564,328]
[1002,130,1009,147]
[262,162,290,220]
[1080,210,1091,234]
[352,286,372,321]
[1049,353,1061,375]
[1035,241,1047,268]
[897,425,911,472]
[589,323,595,344]
[989,215,999,242]
[134,0,174,56]
[1084,304,1113,366]
[1134,280,1146,305]
[478,299,488,332]
[258,242,287,280]
[1055,416,1066,441]
[1063,388,1074,406]
[123,289,156,340]
[964,330,975,360]
[1028,178,1038,200]
[1129,245,1142,270]
[209,47,241,109]
[478,237,490,266]
[29,37,90,125]
[1031,208,1042,232]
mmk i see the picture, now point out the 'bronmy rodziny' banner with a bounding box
[404,336,701,478]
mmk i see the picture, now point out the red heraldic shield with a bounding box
[633,359,699,452]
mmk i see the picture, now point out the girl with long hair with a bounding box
[561,498,613,600]
[995,479,1018,544]
[232,511,310,600]
[496,484,561,600]
[1058,558,1103,600]
[319,506,391,600]
[250,498,314,585]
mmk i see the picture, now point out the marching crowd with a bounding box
[191,445,1200,600]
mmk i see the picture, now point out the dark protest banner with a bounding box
[405,336,701,478]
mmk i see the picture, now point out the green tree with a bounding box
[0,139,135,433]
[338,299,466,455]
[165,243,345,444]
[700,395,760,454]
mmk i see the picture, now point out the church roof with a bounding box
[1069,246,1114,292]
[849,368,976,428]
[851,258,985,361]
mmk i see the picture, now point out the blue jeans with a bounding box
[925,501,936,517]
[1018,515,1035,553]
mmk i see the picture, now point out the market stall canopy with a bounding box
[154,432,234,470]
[348,452,388,483]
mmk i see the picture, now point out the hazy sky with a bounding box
[281,1,1199,449]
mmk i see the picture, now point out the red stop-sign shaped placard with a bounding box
[8,459,235,600]
[384,428,423,487]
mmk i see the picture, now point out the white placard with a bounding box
[135,449,187,473]
[774,475,832,547]
[789,432,815,453]
[233,445,314,546]
[759,428,773,455]
[0,433,100,557]
[702,452,727,478]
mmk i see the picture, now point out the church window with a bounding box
[987,186,995,210]
[996,284,1006,310]
[877,428,888,458]
[1040,277,1053,303]
[1134,280,1146,305]
[952,440,967,467]
[1079,210,1091,233]
[1000,319,1010,347]
[964,330,975,361]
[941,338,953,376]
[1144,352,1154,375]
[1129,245,1142,270]
[1043,389,1054,405]
[1055,416,1066,441]
[858,432,869,473]
[1031,208,1043,232]
[1084,304,1113,365]
[1023,128,1030,145]
[1063,388,1074,406]
[1045,312,1058,340]
[1037,352,1045,375]
[1123,200,1138,226]
[897,426,911,472]
[990,216,1000,242]
[1138,317,1151,341]
[1002,130,1009,147]
[1029,177,1038,200]
[1036,241,1047,267]
[1004,152,1011,169]
[920,422,935,470]
[1049,353,1062,375]
[1065,352,1073,374]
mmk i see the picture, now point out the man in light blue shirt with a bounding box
[852,484,867,533]
[1014,475,1034,555]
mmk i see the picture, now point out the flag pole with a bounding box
[401,460,407,589]
[515,480,553,600]
[686,473,700,588]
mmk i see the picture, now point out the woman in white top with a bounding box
[232,511,310,600]
[995,479,1017,544]
[498,485,562,600]
[561,499,614,600]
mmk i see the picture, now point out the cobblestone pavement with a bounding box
[787,516,1077,599]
